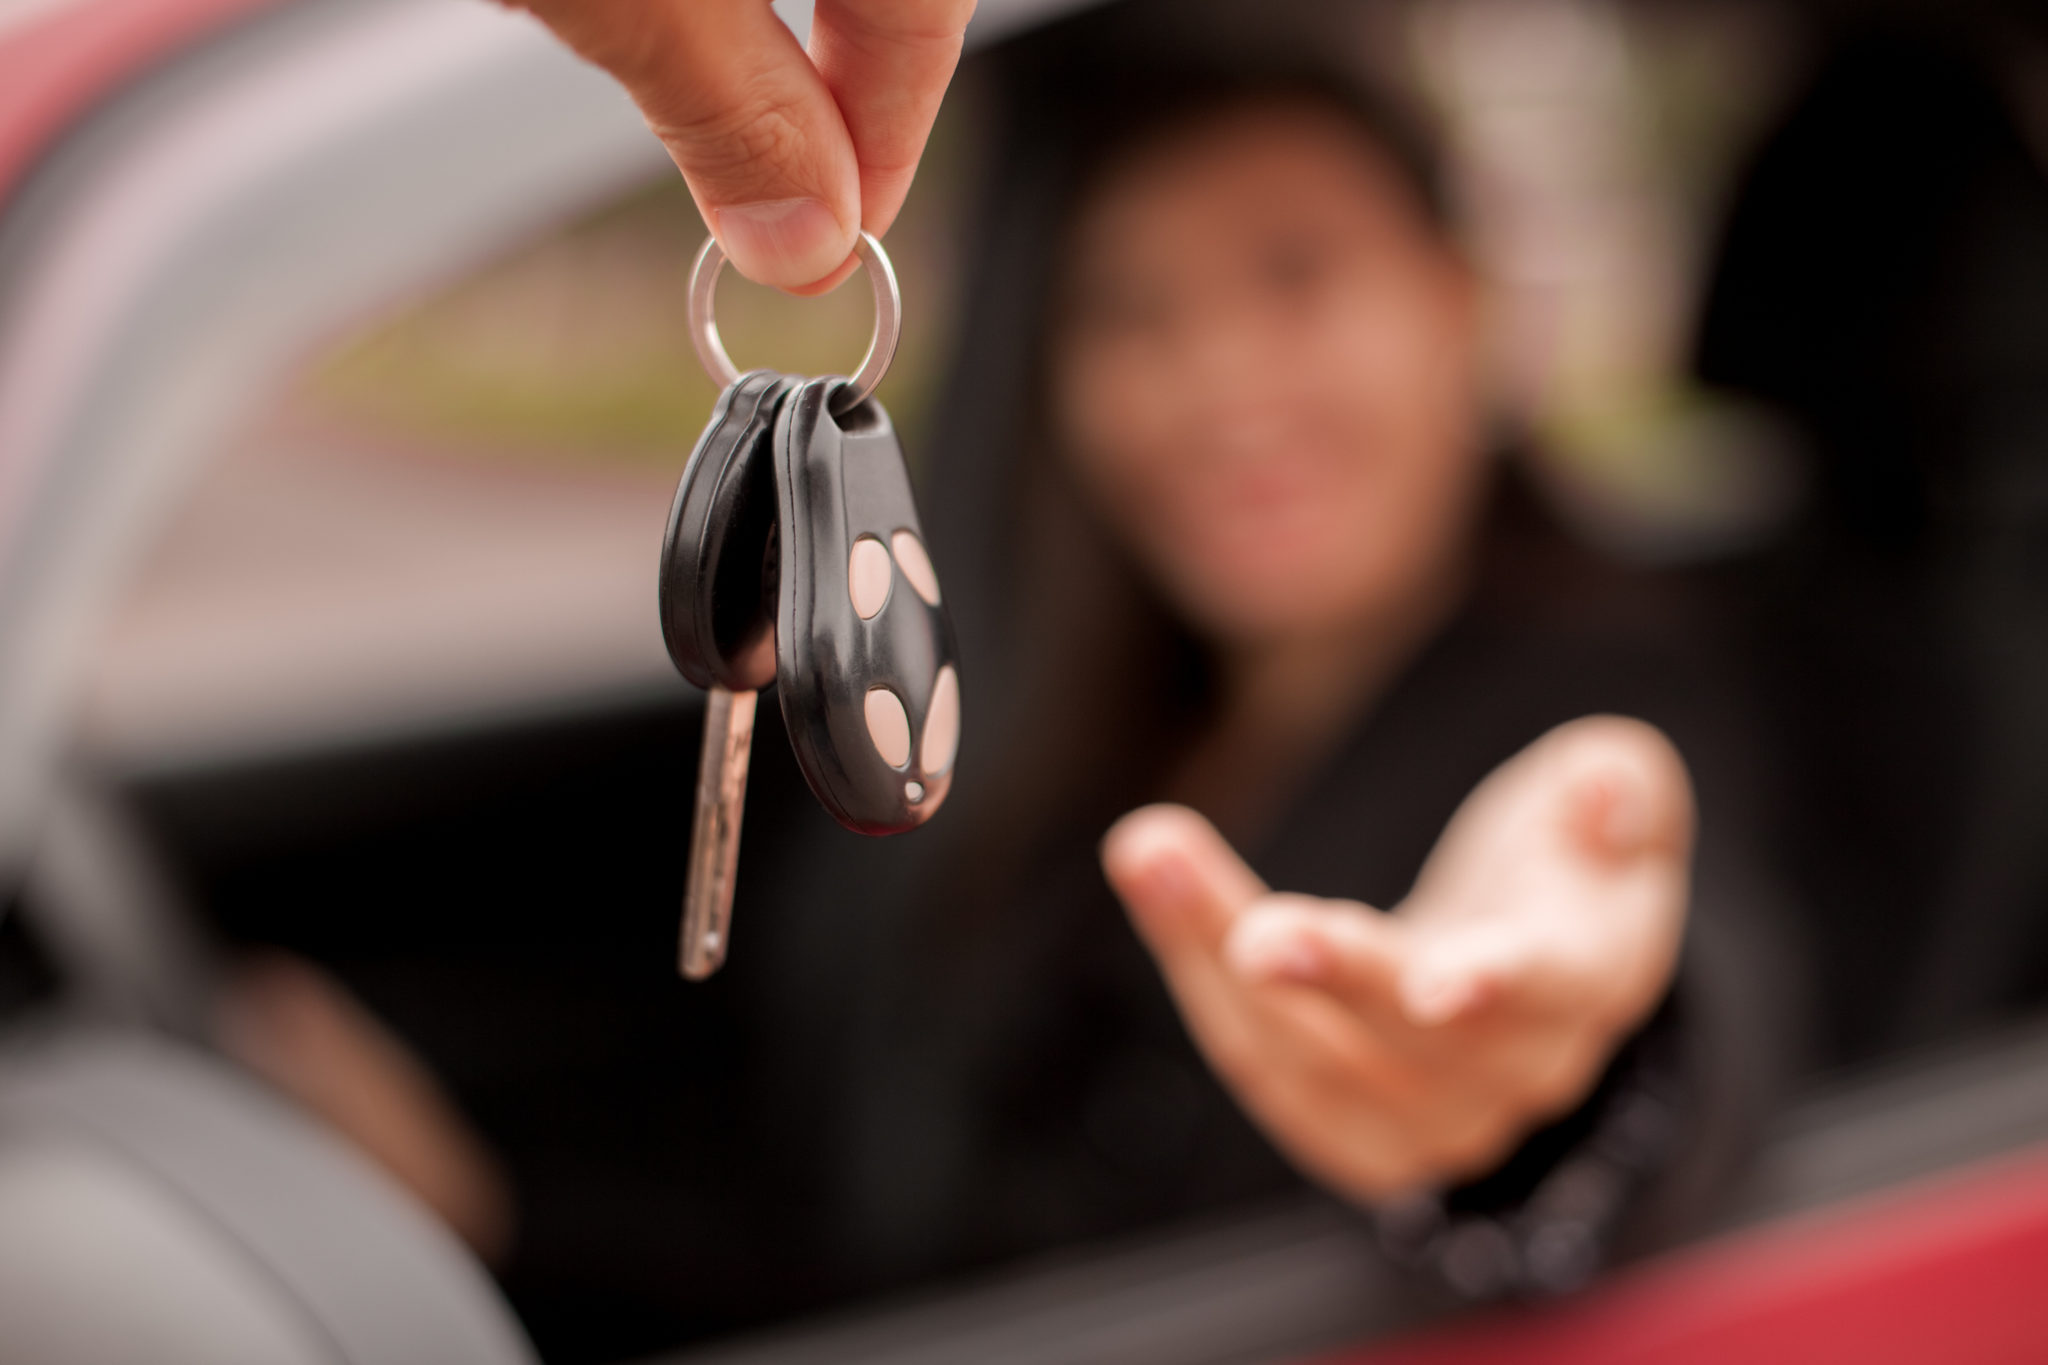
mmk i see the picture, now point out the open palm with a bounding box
[1101,715,1693,1201]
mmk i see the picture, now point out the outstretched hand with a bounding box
[1101,716,1692,1202]
[516,0,976,292]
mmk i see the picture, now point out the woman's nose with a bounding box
[1173,304,1276,393]
[1171,304,1300,421]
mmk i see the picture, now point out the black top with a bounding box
[739,482,1800,1296]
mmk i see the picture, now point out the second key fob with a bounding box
[774,378,960,834]
[659,369,796,691]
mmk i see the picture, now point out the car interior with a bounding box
[2,0,2046,1362]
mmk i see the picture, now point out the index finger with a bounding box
[809,0,977,236]
[1224,895,1420,1032]
[1101,804,1267,973]
[517,0,860,290]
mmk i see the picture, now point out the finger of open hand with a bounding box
[1101,804,1276,1072]
[1401,866,1680,1043]
[1406,717,1692,1022]
[1222,897,1592,1134]
[1548,716,1695,866]
[1102,805,1266,966]
[1222,894,1424,1033]
[1209,908,1596,1198]
[1395,916,1550,1025]
[1242,905,1614,1128]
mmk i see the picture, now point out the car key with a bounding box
[660,369,793,693]
[661,230,958,979]
[773,377,960,834]
[658,369,794,979]
[678,682,754,979]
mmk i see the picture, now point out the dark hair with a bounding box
[908,24,1466,957]
[1049,57,1454,244]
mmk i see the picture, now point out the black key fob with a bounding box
[773,378,960,834]
[658,370,796,691]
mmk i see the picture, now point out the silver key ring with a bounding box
[688,229,902,415]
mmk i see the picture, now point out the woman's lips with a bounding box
[1179,442,1353,535]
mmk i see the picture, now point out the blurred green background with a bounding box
[300,113,972,473]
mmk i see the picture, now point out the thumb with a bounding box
[519,0,859,291]
[1102,805,1267,972]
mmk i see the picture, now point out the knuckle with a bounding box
[656,89,808,178]
[645,62,837,197]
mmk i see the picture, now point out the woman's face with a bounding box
[1053,102,1487,647]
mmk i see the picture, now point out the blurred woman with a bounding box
[769,25,1799,1306]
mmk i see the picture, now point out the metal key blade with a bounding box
[680,684,757,979]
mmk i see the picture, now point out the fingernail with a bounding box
[714,198,848,289]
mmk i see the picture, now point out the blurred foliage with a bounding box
[295,6,1798,557]
[300,109,969,473]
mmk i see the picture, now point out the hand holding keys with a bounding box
[659,234,960,979]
